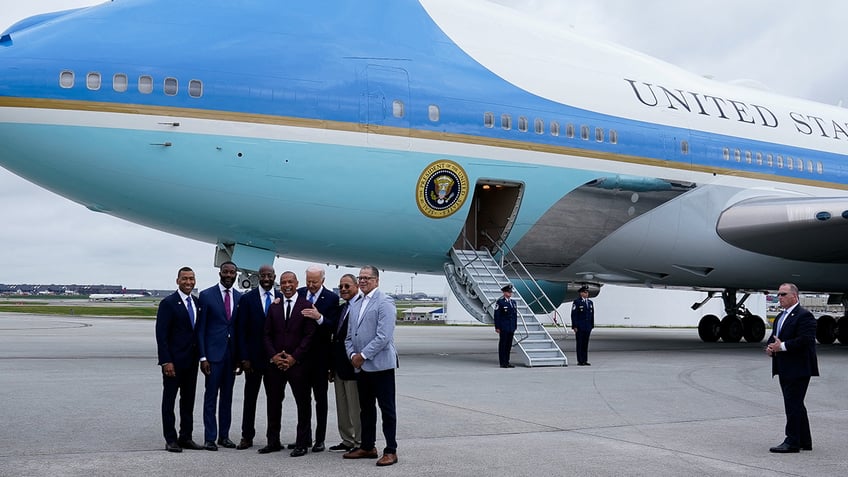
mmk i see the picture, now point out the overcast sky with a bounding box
[2,1,846,291]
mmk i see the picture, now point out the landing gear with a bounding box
[695,289,765,343]
[239,272,258,290]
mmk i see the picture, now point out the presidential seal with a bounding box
[416,160,469,219]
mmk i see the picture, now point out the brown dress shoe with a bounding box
[236,438,252,450]
[343,447,378,459]
[376,453,398,466]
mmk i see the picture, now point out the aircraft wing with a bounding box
[716,196,848,263]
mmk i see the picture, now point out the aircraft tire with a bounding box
[698,314,720,342]
[837,316,848,344]
[816,315,836,344]
[742,315,766,343]
[720,315,743,343]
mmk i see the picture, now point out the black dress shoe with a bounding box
[177,439,203,450]
[769,442,800,453]
[801,444,812,451]
[257,443,282,454]
[286,443,297,449]
[312,442,325,452]
[584,362,591,366]
[217,438,236,448]
[329,443,354,452]
[236,438,253,450]
[165,441,182,453]
[203,440,218,451]
[290,447,308,457]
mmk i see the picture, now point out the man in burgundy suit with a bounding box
[259,271,317,457]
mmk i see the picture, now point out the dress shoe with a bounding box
[343,447,379,459]
[217,438,236,449]
[769,442,800,453]
[312,442,325,452]
[290,447,308,457]
[801,445,813,451]
[177,439,203,450]
[236,438,253,450]
[376,453,398,466]
[203,440,218,451]
[584,362,591,366]
[286,443,297,449]
[165,441,182,453]
[257,443,282,454]
[329,443,354,452]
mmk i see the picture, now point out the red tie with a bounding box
[224,289,231,321]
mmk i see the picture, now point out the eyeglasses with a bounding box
[339,284,354,289]
[357,276,375,281]
[777,292,789,296]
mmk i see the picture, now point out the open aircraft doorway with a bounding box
[455,180,523,252]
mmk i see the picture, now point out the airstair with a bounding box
[444,246,568,367]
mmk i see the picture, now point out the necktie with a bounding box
[775,310,787,336]
[337,304,349,333]
[308,293,316,304]
[224,289,231,321]
[264,291,272,314]
[186,297,195,328]
[285,299,292,320]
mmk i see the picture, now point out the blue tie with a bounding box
[186,297,195,328]
[264,291,272,314]
[308,293,315,304]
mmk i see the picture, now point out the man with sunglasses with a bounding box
[328,274,362,453]
[765,283,818,453]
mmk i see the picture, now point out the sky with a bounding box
[1,1,846,292]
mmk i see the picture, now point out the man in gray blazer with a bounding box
[343,266,398,467]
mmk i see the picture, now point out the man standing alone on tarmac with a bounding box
[571,285,594,366]
[493,284,517,368]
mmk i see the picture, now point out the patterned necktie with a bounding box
[285,299,292,320]
[186,297,195,328]
[224,289,231,321]
[264,291,272,314]
[775,310,787,336]
[338,303,349,333]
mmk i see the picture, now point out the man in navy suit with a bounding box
[233,264,282,450]
[343,266,399,467]
[197,261,242,450]
[766,282,819,453]
[155,266,203,453]
[260,271,317,457]
[493,284,517,368]
[297,264,341,453]
[571,285,595,366]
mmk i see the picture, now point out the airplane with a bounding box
[2,0,847,357]
[88,293,146,302]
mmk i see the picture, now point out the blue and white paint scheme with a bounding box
[2,0,848,342]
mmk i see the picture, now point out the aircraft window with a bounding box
[766,154,773,167]
[534,118,544,134]
[59,70,74,88]
[734,149,741,162]
[428,104,439,122]
[566,123,575,138]
[755,152,763,166]
[113,73,128,93]
[189,79,203,98]
[484,112,494,128]
[580,125,589,140]
[745,151,752,164]
[787,156,794,170]
[777,155,783,168]
[164,77,178,96]
[595,127,604,142]
[797,158,805,171]
[817,161,823,174]
[518,116,528,132]
[139,75,153,94]
[501,114,512,130]
[86,72,101,91]
[723,148,730,161]
[610,129,618,144]
[550,121,560,136]
[392,100,404,118]
[680,140,689,155]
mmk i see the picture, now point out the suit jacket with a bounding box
[768,305,819,379]
[493,296,517,333]
[298,286,341,372]
[345,288,398,372]
[235,287,283,371]
[155,291,200,368]
[263,295,317,365]
[197,285,242,364]
[330,301,357,381]
[570,298,594,331]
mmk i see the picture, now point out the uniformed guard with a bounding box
[493,284,518,368]
[571,285,595,365]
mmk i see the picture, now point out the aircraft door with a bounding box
[362,65,410,149]
[455,180,523,252]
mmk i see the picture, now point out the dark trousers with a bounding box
[161,363,198,443]
[575,328,592,364]
[308,364,330,443]
[498,330,514,366]
[357,368,397,454]
[240,368,265,441]
[779,375,812,447]
[202,348,236,442]
[264,365,311,446]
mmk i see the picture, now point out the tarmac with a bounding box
[1,312,846,477]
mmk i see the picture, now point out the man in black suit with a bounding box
[260,271,317,457]
[328,273,362,453]
[233,264,282,450]
[298,265,341,453]
[155,266,203,453]
[766,282,819,453]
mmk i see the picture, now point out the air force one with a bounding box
[2,0,848,362]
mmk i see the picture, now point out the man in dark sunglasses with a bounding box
[328,274,363,453]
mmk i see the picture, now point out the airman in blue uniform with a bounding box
[571,286,594,366]
[494,284,518,368]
